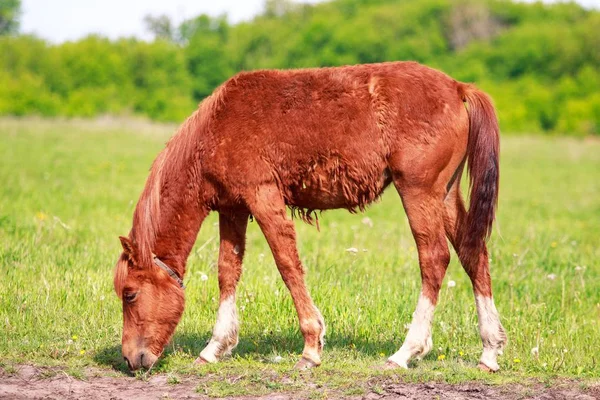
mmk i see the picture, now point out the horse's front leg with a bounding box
[196,211,249,364]
[247,185,325,369]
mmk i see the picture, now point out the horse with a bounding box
[114,61,506,372]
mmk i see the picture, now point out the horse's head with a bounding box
[114,236,185,371]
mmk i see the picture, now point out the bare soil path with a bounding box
[1,365,598,400]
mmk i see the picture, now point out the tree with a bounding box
[178,14,228,43]
[183,15,232,100]
[446,2,503,51]
[143,14,175,41]
[264,0,296,18]
[0,0,21,35]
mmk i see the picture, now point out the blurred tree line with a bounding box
[0,0,599,134]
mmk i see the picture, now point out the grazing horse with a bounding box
[114,61,506,372]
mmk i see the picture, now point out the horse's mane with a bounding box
[114,86,226,296]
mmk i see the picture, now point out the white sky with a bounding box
[20,0,323,43]
[21,0,600,43]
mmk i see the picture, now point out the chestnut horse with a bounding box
[114,61,506,372]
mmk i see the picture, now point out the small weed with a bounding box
[343,386,365,396]
[2,365,16,375]
[372,384,385,395]
[66,367,86,381]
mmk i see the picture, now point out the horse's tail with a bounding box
[458,83,500,254]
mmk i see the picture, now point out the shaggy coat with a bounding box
[115,61,505,372]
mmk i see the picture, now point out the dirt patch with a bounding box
[370,382,600,400]
[1,365,598,400]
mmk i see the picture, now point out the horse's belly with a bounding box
[285,166,392,211]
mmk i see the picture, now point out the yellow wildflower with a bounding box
[35,212,48,221]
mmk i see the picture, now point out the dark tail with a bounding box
[459,83,500,252]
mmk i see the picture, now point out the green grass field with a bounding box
[0,118,598,396]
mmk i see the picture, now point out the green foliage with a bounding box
[184,15,233,100]
[0,35,195,121]
[0,0,599,134]
[0,0,20,35]
[143,14,176,42]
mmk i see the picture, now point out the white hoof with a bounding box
[385,358,408,369]
[388,336,432,368]
[384,356,408,369]
[479,348,500,372]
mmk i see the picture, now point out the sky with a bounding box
[20,0,600,43]
[20,0,323,43]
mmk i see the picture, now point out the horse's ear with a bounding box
[119,236,136,262]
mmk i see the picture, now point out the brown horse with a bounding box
[114,61,506,372]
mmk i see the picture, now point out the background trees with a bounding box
[0,0,598,135]
[0,0,20,35]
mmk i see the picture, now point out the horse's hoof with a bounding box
[478,362,499,373]
[194,356,209,365]
[382,360,407,370]
[294,357,319,370]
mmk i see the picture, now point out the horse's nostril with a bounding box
[124,357,133,370]
[139,352,145,366]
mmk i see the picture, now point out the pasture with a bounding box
[0,118,599,397]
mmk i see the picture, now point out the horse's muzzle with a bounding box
[123,349,157,371]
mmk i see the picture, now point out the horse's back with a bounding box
[203,62,467,211]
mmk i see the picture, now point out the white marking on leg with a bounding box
[199,295,238,363]
[298,304,326,365]
[476,295,507,371]
[388,293,435,368]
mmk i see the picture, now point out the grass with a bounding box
[0,118,599,395]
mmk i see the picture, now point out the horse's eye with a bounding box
[124,292,138,303]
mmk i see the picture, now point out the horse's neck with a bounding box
[152,192,209,279]
[136,109,211,278]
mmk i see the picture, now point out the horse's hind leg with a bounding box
[443,181,506,372]
[246,184,325,369]
[197,211,249,364]
[387,186,451,368]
